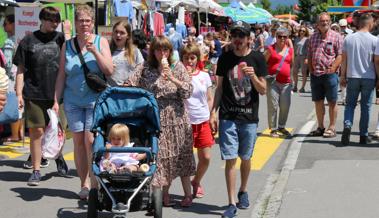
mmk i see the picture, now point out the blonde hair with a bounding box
[75,4,95,21]
[110,20,136,65]
[108,124,130,145]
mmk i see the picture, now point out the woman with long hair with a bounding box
[108,20,144,86]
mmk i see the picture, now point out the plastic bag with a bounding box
[42,109,64,159]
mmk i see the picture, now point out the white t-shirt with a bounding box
[185,71,212,124]
[100,142,139,171]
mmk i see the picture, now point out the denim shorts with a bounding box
[64,101,95,132]
[219,119,258,160]
[310,73,339,102]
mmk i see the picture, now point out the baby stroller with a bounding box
[87,87,162,218]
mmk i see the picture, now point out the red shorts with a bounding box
[192,121,215,149]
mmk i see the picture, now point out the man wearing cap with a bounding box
[210,20,267,218]
[339,18,354,35]
[308,12,343,138]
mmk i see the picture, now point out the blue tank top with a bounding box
[64,35,102,106]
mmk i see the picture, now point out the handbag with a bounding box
[0,92,19,124]
[266,47,290,85]
[73,37,107,92]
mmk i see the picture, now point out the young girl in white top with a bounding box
[101,123,147,174]
[182,43,214,199]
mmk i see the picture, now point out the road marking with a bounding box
[0,138,30,159]
[225,128,293,171]
[64,152,74,161]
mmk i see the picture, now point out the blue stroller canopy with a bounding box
[91,87,160,133]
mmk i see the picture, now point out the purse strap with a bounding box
[73,37,90,76]
[274,47,290,77]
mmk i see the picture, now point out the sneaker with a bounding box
[222,204,237,218]
[78,187,90,200]
[278,128,291,136]
[292,87,298,92]
[341,127,351,146]
[23,155,50,169]
[359,136,372,145]
[41,158,50,168]
[372,130,379,139]
[236,191,250,209]
[299,88,305,93]
[27,170,41,186]
[55,155,68,176]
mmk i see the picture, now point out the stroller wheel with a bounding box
[87,188,99,218]
[152,187,162,218]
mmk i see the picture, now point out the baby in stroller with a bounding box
[101,123,149,174]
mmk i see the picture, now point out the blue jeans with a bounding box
[343,78,375,136]
[219,120,258,160]
[310,73,339,102]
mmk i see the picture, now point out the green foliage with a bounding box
[261,0,272,12]
[272,4,292,15]
[298,0,332,22]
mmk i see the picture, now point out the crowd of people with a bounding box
[1,4,379,218]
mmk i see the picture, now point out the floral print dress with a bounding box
[127,61,195,187]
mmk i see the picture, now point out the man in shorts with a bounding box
[308,12,343,138]
[210,20,267,218]
[14,7,69,186]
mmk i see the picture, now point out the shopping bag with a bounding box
[0,92,19,124]
[41,109,65,159]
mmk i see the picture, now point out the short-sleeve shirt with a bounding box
[13,30,65,100]
[308,29,343,76]
[216,50,268,122]
[184,70,212,124]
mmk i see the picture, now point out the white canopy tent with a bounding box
[0,0,18,6]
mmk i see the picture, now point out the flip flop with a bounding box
[4,138,22,143]
[323,129,336,138]
[308,127,325,137]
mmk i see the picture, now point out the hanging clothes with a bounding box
[113,0,134,23]
[153,12,165,36]
[176,23,187,39]
[178,7,185,25]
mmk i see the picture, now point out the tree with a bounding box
[261,0,271,13]
[272,4,292,15]
[297,0,329,22]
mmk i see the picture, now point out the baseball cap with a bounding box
[339,19,348,27]
[230,21,251,36]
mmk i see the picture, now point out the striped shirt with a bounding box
[308,30,343,76]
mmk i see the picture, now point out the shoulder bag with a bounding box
[73,37,107,92]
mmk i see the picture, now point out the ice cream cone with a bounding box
[138,163,150,173]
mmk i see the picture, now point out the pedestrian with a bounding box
[13,7,69,186]
[264,27,294,138]
[292,26,309,93]
[181,43,214,199]
[53,4,113,199]
[131,29,148,61]
[108,20,144,87]
[126,35,195,207]
[340,13,377,145]
[308,12,343,138]
[210,21,267,218]
[1,14,24,143]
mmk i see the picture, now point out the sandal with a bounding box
[308,127,325,137]
[4,137,22,143]
[163,194,176,207]
[191,180,205,198]
[180,196,193,207]
[278,128,291,136]
[323,129,336,138]
[270,129,280,138]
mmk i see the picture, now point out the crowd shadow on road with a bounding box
[11,187,78,201]
[0,159,27,169]
[168,194,226,216]
[302,131,379,148]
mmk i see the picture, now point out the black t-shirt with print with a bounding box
[216,50,268,123]
[13,30,65,100]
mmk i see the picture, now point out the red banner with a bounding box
[343,0,372,6]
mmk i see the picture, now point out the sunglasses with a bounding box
[277,35,288,39]
[231,31,247,39]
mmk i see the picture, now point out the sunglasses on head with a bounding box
[231,31,247,38]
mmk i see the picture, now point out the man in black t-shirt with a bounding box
[210,21,267,218]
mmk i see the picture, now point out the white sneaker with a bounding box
[373,130,379,139]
